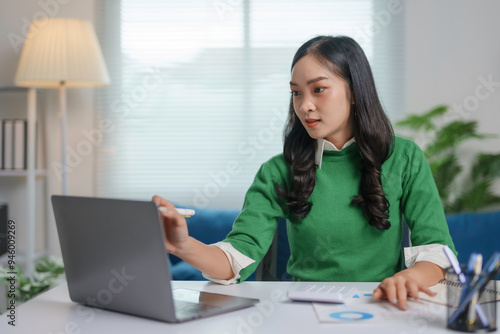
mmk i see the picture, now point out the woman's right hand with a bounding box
[153,196,234,280]
[152,195,190,256]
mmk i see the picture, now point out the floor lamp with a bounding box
[14,17,110,195]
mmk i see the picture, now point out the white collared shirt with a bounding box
[315,137,356,169]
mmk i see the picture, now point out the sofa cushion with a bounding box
[171,260,207,281]
[168,206,256,281]
[446,210,500,264]
[169,207,240,265]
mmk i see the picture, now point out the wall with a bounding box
[0,0,499,267]
[0,0,98,263]
[405,0,500,203]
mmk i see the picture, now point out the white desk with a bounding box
[0,281,498,334]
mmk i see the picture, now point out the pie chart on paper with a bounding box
[329,311,374,321]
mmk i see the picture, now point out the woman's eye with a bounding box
[291,91,300,97]
[314,87,325,93]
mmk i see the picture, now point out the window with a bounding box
[95,0,405,208]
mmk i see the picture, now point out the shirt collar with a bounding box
[315,137,356,169]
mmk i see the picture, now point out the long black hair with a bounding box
[275,35,395,230]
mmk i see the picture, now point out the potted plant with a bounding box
[395,105,500,214]
[0,256,65,308]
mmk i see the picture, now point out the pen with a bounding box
[449,252,500,326]
[158,206,196,217]
[466,253,481,281]
[466,253,487,328]
[462,253,482,300]
[443,246,489,328]
[443,245,466,283]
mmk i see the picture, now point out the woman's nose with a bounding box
[300,97,315,112]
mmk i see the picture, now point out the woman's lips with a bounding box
[305,119,320,128]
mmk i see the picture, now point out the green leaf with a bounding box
[430,154,462,202]
[450,179,500,213]
[395,105,448,132]
[20,284,31,292]
[425,121,492,156]
[396,104,500,214]
[0,266,12,281]
[472,153,500,180]
[0,256,65,302]
[35,256,64,274]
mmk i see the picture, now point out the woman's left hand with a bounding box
[372,261,444,310]
[372,270,436,310]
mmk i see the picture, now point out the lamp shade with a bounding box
[15,17,110,88]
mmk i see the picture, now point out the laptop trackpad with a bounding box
[173,288,258,320]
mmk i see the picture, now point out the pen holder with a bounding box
[446,266,498,332]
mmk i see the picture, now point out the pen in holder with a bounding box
[446,265,498,332]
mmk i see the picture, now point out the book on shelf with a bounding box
[2,119,14,169]
[13,119,27,170]
[1,118,33,171]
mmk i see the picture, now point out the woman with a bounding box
[153,35,456,311]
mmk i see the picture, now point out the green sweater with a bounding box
[223,136,456,282]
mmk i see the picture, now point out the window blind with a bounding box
[95,0,405,209]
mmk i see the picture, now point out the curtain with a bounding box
[95,0,405,209]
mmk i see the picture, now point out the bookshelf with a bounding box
[0,86,49,277]
[0,170,47,177]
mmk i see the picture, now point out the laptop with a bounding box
[51,195,259,323]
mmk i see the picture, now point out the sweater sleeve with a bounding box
[222,157,288,283]
[400,141,457,258]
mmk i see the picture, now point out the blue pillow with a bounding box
[446,210,500,264]
[166,206,262,281]
[168,206,240,265]
[171,261,207,281]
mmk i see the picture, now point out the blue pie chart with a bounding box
[329,311,374,321]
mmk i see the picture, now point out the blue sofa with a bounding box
[445,210,500,264]
[169,207,256,281]
[171,208,500,281]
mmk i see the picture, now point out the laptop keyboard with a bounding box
[171,288,258,320]
[174,300,221,315]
